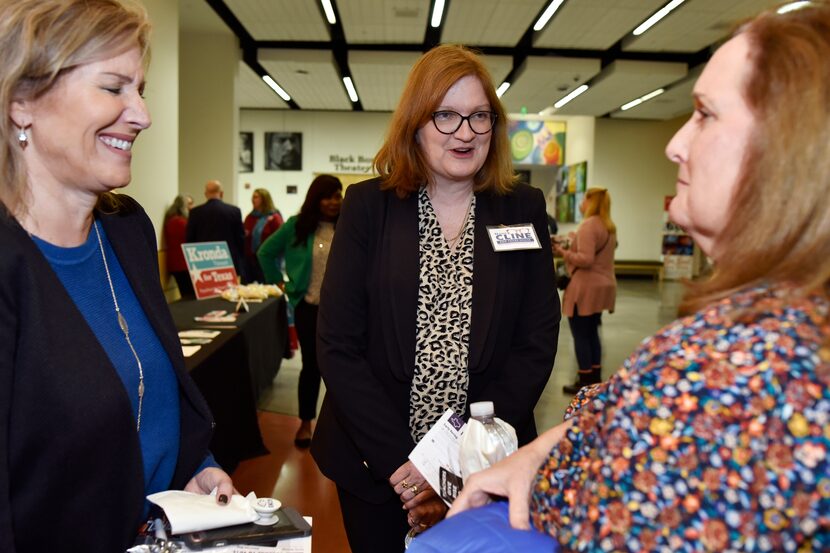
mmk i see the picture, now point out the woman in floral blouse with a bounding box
[437,3,830,552]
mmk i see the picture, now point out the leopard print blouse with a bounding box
[409,187,476,442]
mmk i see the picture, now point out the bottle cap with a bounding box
[470,401,494,418]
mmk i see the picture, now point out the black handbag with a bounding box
[555,261,571,290]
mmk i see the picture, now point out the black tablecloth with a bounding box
[169,295,288,472]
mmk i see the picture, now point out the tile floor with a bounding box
[236,277,686,552]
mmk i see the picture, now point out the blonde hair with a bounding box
[253,188,276,213]
[582,187,616,234]
[374,44,516,198]
[681,1,830,314]
[0,0,151,217]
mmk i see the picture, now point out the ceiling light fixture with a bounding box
[496,82,511,98]
[262,75,291,102]
[632,0,686,36]
[431,0,446,28]
[533,0,567,32]
[553,84,588,109]
[620,88,665,111]
[321,0,336,24]
[777,1,812,13]
[342,76,359,103]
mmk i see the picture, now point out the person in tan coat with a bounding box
[554,188,616,393]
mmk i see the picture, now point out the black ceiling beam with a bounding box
[316,0,363,111]
[205,0,300,109]
[423,0,449,51]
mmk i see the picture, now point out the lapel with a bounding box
[380,188,502,377]
[468,191,500,371]
[381,190,419,380]
[99,206,209,419]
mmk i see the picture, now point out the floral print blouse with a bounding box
[531,285,830,552]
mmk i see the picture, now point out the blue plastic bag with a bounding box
[407,502,560,553]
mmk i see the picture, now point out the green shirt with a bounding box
[257,215,313,307]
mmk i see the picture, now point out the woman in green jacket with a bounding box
[258,175,343,447]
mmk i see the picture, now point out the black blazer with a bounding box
[186,198,245,277]
[311,178,560,502]
[0,197,214,553]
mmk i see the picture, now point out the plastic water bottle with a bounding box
[458,401,518,481]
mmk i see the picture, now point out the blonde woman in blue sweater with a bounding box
[258,175,343,446]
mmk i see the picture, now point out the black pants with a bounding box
[294,300,321,421]
[171,270,195,299]
[337,486,410,553]
[568,305,602,371]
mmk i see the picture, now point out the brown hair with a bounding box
[373,44,516,197]
[0,0,151,217]
[681,1,830,314]
[582,187,616,234]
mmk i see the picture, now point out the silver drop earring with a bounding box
[17,128,28,149]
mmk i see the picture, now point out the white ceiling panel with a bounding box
[625,0,780,53]
[501,56,601,114]
[442,0,548,47]
[340,0,428,44]
[348,51,421,111]
[236,62,289,110]
[555,59,687,116]
[225,0,330,41]
[259,49,352,110]
[535,0,665,50]
[611,65,702,120]
[480,54,513,90]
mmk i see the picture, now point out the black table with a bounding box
[169,295,288,472]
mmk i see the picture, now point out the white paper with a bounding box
[179,330,221,338]
[147,490,258,534]
[408,409,466,506]
[181,345,202,357]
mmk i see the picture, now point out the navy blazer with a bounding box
[186,198,245,278]
[0,196,214,553]
[311,178,560,502]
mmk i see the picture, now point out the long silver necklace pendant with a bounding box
[95,221,145,432]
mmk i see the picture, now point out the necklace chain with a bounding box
[446,196,474,251]
[93,222,144,432]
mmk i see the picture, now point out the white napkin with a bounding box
[147,490,259,534]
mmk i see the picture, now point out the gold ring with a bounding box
[419,523,429,528]
[401,480,410,489]
[411,484,419,495]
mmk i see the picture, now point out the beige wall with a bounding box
[592,116,687,261]
[129,0,179,237]
[179,32,239,206]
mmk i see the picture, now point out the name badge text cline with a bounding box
[185,246,230,262]
[494,229,535,243]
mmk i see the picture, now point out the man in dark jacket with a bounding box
[186,180,246,280]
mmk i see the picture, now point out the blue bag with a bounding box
[407,502,560,553]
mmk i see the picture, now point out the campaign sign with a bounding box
[181,241,238,299]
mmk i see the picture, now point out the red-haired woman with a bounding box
[312,44,560,552]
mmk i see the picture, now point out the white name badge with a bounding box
[487,224,542,251]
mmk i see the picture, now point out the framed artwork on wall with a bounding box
[239,132,253,173]
[265,132,302,171]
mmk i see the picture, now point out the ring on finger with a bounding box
[410,484,419,495]
[401,480,410,489]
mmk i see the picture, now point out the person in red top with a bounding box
[164,194,194,298]
[243,187,283,283]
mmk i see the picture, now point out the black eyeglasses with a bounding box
[431,110,497,135]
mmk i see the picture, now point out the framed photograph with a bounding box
[265,132,302,171]
[238,132,253,173]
